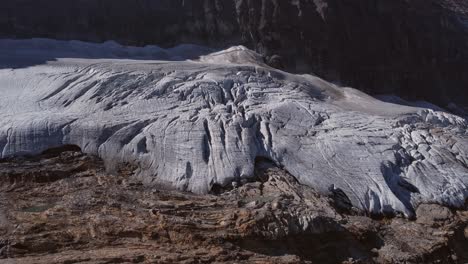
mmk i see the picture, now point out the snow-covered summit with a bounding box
[198,45,269,66]
[0,39,467,217]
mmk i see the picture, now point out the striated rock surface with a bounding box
[0,39,467,217]
[2,0,468,107]
[1,148,467,263]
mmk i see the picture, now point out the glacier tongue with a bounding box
[0,39,467,217]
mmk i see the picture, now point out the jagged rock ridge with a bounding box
[0,39,467,217]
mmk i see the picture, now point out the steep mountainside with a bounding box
[2,0,468,107]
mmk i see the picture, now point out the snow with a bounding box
[0,38,214,69]
[1,38,467,217]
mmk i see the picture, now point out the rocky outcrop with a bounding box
[1,148,467,263]
[2,0,468,107]
[1,39,467,217]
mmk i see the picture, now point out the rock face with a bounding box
[1,148,467,263]
[1,39,467,217]
[2,0,468,107]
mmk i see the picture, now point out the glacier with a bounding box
[0,38,467,217]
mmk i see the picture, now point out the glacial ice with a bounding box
[0,38,467,216]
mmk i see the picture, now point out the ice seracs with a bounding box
[0,39,467,217]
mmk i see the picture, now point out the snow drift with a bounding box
[0,39,467,216]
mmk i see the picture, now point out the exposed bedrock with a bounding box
[1,149,468,263]
[0,41,467,217]
[2,0,468,107]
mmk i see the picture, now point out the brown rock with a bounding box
[416,203,454,227]
[1,148,467,263]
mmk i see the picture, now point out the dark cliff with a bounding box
[2,0,468,107]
